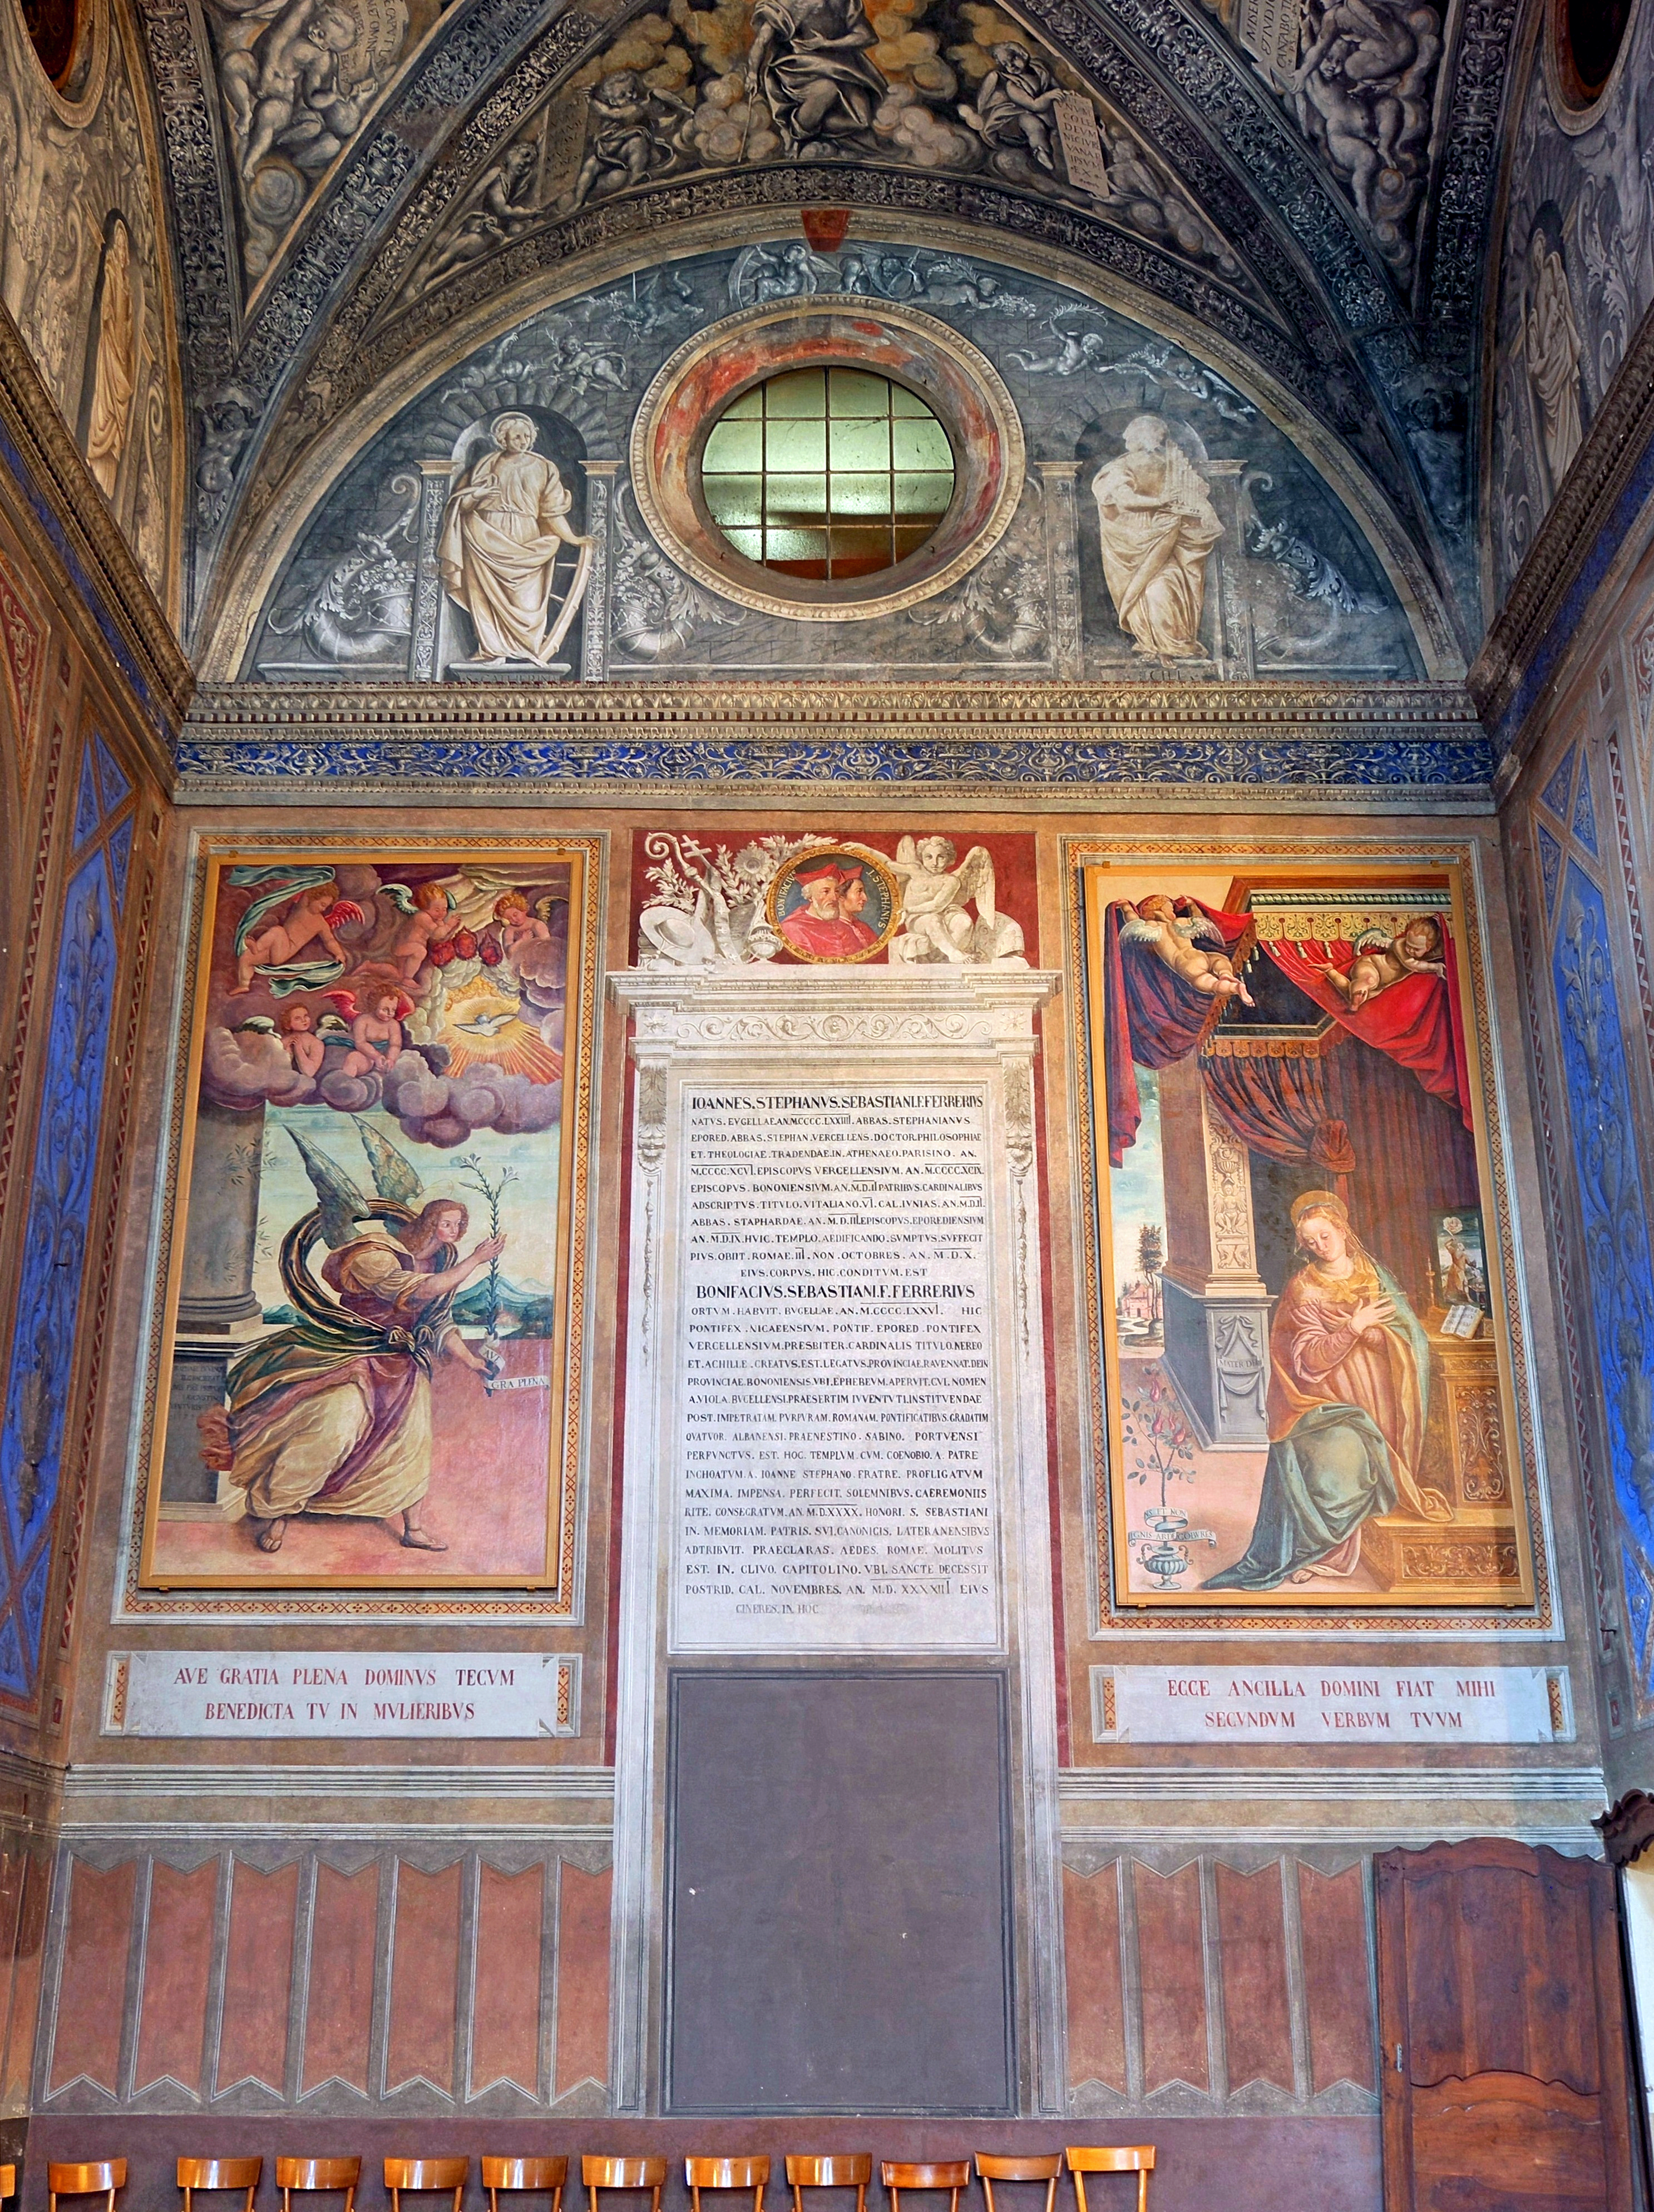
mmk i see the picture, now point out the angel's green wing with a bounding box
[287,1127,373,1249]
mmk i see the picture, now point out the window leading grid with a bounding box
[699,368,956,581]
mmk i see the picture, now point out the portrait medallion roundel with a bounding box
[767,845,901,962]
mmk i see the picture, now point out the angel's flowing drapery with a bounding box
[223,1222,458,1521]
[438,444,591,665]
[1091,428,1222,659]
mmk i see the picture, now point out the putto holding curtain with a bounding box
[1203,1190,1451,1590]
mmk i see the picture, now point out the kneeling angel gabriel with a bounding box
[198,1123,503,1555]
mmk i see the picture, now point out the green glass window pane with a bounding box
[894,470,952,519]
[827,471,893,518]
[763,368,827,417]
[892,418,952,471]
[703,419,764,473]
[699,369,956,580]
[828,415,891,470]
[829,526,896,577]
[765,473,828,526]
[828,367,890,417]
[703,473,764,527]
[766,528,831,576]
[764,417,827,471]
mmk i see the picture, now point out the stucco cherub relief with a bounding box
[208,0,446,283]
[404,2,1248,303]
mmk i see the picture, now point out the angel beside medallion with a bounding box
[636,831,1028,968]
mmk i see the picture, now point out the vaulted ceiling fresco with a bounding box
[124,0,1530,659]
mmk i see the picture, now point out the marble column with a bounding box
[161,1100,266,1508]
[1156,1052,1273,1447]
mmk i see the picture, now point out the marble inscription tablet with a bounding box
[670,1086,1002,1652]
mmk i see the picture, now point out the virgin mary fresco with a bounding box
[1203,1190,1451,1590]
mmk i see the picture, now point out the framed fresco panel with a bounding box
[1075,847,1541,1618]
[136,837,599,1595]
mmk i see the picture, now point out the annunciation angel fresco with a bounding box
[1081,860,1535,1612]
[140,845,596,1591]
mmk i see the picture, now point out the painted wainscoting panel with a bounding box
[1063,1852,1376,2116]
[38,1843,612,2114]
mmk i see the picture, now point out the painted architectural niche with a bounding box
[1077,852,1541,1617]
[134,842,599,1601]
[245,249,1425,687]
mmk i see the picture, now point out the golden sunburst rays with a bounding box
[438,978,565,1082]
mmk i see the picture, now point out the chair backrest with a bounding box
[685,2165,769,2193]
[276,2161,362,2193]
[880,2173,969,2194]
[582,2165,667,2193]
[784,2162,871,2191]
[50,2168,127,2196]
[482,2164,568,2194]
[386,2166,468,2194]
[974,2166,1060,2187]
[1063,2157,1153,2178]
[179,2164,263,2193]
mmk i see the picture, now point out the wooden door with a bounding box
[1377,1838,1640,2211]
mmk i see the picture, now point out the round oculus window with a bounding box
[699,368,956,582]
[631,299,1026,623]
[1553,0,1635,107]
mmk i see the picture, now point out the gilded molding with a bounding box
[1475,300,1654,782]
[0,307,192,760]
[175,676,1493,797]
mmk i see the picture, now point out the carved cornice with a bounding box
[176,677,1493,799]
[0,307,193,759]
[1473,301,1654,783]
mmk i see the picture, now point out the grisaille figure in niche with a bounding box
[1524,227,1585,491]
[1091,415,1223,660]
[438,412,594,667]
[86,220,135,499]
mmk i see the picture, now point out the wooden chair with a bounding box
[1065,2148,1154,2212]
[880,2164,970,2212]
[785,2156,869,2212]
[49,2165,127,2212]
[276,2157,361,2212]
[582,2159,667,2212]
[385,2162,468,2212]
[180,2162,263,2212]
[686,2161,767,2212]
[975,2156,1060,2212]
[483,2160,567,2212]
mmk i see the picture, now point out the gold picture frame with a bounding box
[132,834,600,1600]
